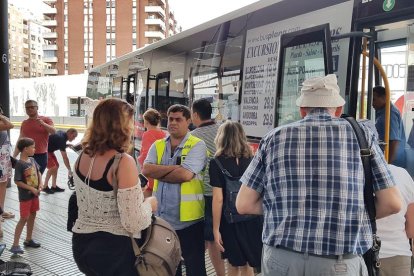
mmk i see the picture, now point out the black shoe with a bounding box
[23,239,41,248]
[43,187,55,194]
[51,186,65,193]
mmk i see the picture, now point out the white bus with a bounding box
[86,0,414,163]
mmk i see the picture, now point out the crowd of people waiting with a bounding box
[1,73,414,275]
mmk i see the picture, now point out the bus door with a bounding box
[133,69,150,150]
[349,0,414,175]
[154,72,171,128]
[373,26,414,175]
[275,24,333,127]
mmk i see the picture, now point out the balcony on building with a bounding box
[144,6,166,17]
[43,56,58,63]
[169,18,175,27]
[155,0,166,6]
[169,29,174,37]
[44,68,58,75]
[145,18,166,31]
[43,0,57,6]
[43,32,58,39]
[43,44,58,51]
[145,31,166,40]
[43,19,57,27]
[44,7,57,15]
[23,39,29,49]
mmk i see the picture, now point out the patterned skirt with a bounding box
[0,143,12,182]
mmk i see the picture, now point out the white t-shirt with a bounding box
[377,165,414,258]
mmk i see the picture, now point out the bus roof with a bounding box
[90,0,284,72]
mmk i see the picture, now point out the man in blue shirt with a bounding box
[43,128,77,194]
[143,104,207,276]
[373,85,407,167]
[236,74,402,276]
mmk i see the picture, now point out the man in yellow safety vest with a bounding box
[143,104,208,276]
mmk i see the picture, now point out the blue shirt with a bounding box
[375,104,406,167]
[240,109,395,256]
[144,132,207,230]
[48,130,68,153]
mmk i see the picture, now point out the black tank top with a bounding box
[75,153,115,191]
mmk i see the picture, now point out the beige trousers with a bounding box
[379,255,411,276]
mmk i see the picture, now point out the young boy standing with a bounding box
[10,138,42,254]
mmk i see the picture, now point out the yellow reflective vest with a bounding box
[153,135,205,222]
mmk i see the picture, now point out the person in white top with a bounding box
[71,98,157,276]
[377,164,414,276]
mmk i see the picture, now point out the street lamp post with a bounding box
[0,0,9,117]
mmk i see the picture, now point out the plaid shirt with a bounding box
[241,109,395,256]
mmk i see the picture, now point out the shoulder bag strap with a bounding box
[214,157,235,178]
[341,115,376,233]
[110,153,143,257]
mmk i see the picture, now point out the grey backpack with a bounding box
[132,216,182,275]
[111,154,182,275]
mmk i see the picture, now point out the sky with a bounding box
[169,0,260,30]
[9,0,260,30]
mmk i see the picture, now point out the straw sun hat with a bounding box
[296,74,345,108]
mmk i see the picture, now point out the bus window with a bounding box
[156,72,171,128]
[112,77,122,98]
[121,78,128,101]
[126,74,135,105]
[134,70,149,139]
[276,24,333,126]
[97,75,111,99]
[191,35,244,123]
[150,52,188,127]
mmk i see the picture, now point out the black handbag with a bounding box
[342,115,380,276]
[67,191,78,232]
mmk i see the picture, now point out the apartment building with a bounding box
[8,4,48,79]
[43,0,181,76]
[8,5,30,79]
[29,21,49,78]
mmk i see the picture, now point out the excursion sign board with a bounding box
[240,1,353,138]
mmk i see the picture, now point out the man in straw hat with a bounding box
[236,74,402,275]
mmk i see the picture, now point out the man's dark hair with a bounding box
[67,128,78,135]
[167,104,191,120]
[192,98,212,121]
[17,137,35,152]
[25,99,38,106]
[373,86,386,97]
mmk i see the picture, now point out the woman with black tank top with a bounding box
[71,98,157,276]
[210,121,263,276]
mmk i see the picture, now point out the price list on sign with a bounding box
[241,28,285,137]
[240,1,353,137]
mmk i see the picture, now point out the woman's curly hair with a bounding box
[82,98,134,156]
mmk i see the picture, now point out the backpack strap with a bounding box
[110,153,123,196]
[214,158,236,179]
[341,114,376,233]
[110,153,145,258]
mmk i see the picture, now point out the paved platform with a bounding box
[1,149,83,275]
[2,129,219,275]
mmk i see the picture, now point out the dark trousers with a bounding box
[72,232,142,276]
[33,153,47,174]
[175,221,206,276]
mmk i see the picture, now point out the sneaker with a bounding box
[51,186,65,193]
[43,187,55,194]
[2,211,15,219]
[9,246,24,254]
[23,240,41,248]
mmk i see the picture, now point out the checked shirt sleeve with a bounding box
[240,139,266,194]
